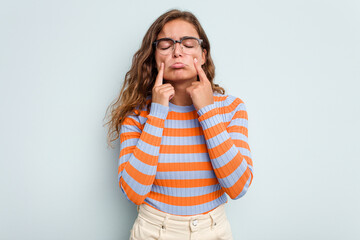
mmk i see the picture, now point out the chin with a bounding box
[164,71,197,82]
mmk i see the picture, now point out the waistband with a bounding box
[137,203,227,231]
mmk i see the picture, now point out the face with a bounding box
[155,19,206,82]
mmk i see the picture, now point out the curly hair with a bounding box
[104,9,225,148]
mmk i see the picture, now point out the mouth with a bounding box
[170,62,186,69]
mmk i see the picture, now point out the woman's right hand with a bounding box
[152,62,175,107]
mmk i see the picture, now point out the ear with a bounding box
[201,49,207,65]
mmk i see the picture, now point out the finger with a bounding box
[185,85,194,96]
[162,88,175,100]
[193,58,208,83]
[157,85,174,93]
[168,89,175,100]
[154,62,164,87]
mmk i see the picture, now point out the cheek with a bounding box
[155,54,166,69]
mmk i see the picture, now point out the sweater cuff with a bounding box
[197,103,217,119]
[149,102,169,120]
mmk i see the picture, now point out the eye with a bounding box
[157,39,173,50]
[182,39,197,48]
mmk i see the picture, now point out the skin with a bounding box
[152,19,214,111]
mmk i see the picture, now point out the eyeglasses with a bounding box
[153,36,203,56]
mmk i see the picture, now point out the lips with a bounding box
[170,62,186,69]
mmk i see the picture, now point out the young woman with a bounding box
[106,9,253,240]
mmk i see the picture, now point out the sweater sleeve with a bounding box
[118,102,169,205]
[197,97,253,200]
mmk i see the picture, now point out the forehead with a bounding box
[157,19,199,39]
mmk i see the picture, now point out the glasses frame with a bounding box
[153,36,203,55]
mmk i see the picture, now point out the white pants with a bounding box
[129,203,234,240]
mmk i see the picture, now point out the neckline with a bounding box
[168,101,195,112]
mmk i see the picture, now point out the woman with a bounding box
[105,9,253,240]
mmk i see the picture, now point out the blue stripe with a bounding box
[162,135,205,145]
[137,139,160,156]
[127,156,157,175]
[121,169,151,196]
[120,124,141,133]
[158,153,210,163]
[120,138,138,149]
[229,132,248,142]
[227,118,248,128]
[143,123,164,136]
[165,119,200,128]
[151,184,221,197]
[238,148,251,157]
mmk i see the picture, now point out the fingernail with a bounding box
[194,58,198,63]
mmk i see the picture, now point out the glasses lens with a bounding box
[181,38,200,54]
[156,39,174,55]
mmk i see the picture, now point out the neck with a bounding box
[164,77,197,106]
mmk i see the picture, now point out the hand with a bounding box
[185,58,214,111]
[152,62,175,107]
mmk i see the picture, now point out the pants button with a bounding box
[192,219,198,226]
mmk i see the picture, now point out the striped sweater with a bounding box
[118,92,253,216]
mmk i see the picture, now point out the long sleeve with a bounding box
[118,102,169,205]
[197,97,253,199]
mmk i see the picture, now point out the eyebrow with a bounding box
[157,36,197,41]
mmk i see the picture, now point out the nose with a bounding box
[172,42,183,57]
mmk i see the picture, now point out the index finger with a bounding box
[193,58,208,83]
[154,62,164,86]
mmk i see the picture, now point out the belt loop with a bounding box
[158,214,169,240]
[209,212,216,230]
[162,214,169,230]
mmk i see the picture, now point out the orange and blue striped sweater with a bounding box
[118,92,253,216]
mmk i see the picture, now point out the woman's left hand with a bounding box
[186,58,214,111]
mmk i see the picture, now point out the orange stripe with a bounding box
[214,95,228,102]
[167,111,197,120]
[232,110,248,120]
[244,155,253,167]
[202,122,226,139]
[224,166,251,199]
[208,138,233,159]
[148,189,224,206]
[233,139,250,151]
[140,131,162,146]
[213,152,243,178]
[133,148,158,166]
[147,115,166,128]
[123,116,142,129]
[223,98,243,114]
[198,107,219,122]
[120,131,140,143]
[163,127,203,137]
[119,145,136,158]
[227,125,248,137]
[118,162,126,174]
[160,144,207,154]
[154,178,219,188]
[157,162,213,172]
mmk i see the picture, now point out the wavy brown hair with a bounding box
[104,9,226,148]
